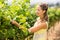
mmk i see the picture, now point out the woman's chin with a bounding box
[36,14,40,16]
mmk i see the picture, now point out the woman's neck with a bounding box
[39,15,44,22]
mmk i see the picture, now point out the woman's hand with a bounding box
[10,20,20,27]
[10,20,33,35]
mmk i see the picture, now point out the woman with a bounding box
[11,3,48,40]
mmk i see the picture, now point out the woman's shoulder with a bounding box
[36,17,48,24]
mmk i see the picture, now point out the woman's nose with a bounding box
[36,11,39,15]
[36,10,39,13]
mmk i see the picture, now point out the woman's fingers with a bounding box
[10,20,17,24]
[10,20,20,27]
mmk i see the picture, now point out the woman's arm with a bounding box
[10,20,28,30]
[28,22,47,33]
[10,20,20,27]
[10,20,47,34]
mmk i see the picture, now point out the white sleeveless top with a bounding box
[33,17,48,40]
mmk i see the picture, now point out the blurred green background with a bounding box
[0,0,60,40]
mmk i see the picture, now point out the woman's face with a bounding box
[36,6,45,17]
